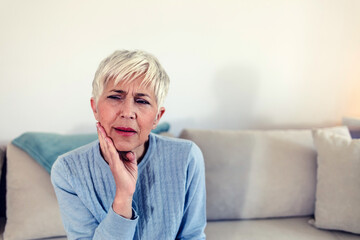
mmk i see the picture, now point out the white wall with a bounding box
[1,0,360,144]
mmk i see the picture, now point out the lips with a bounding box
[114,127,137,136]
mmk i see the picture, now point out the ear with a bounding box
[152,107,166,129]
[90,98,99,121]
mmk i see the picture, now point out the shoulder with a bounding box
[151,133,204,166]
[152,133,201,152]
[61,139,99,159]
[51,140,100,178]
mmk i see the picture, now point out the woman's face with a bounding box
[91,77,165,158]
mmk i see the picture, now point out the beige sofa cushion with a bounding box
[180,126,350,220]
[4,143,66,240]
[310,129,360,234]
[206,217,360,240]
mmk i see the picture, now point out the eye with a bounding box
[135,98,150,105]
[107,95,121,100]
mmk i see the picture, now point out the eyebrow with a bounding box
[111,90,151,98]
[111,90,126,94]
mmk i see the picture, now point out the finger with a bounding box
[125,152,136,163]
[106,138,125,169]
[121,151,137,180]
[96,124,107,152]
[105,138,117,156]
[119,152,129,162]
[96,122,107,139]
[118,151,136,164]
[98,124,115,154]
[96,122,114,164]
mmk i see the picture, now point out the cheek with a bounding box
[140,113,158,129]
[97,105,117,125]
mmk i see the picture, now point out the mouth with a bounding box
[114,127,137,136]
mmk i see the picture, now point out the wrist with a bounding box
[112,195,133,219]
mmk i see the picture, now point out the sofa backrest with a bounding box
[179,126,350,221]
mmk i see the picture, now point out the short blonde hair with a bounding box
[92,50,170,107]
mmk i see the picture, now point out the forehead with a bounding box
[105,76,155,95]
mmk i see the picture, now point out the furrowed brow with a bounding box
[111,90,126,94]
[136,93,151,98]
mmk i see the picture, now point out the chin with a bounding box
[114,144,133,152]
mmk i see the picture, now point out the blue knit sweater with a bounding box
[51,133,206,239]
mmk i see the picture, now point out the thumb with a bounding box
[125,152,136,163]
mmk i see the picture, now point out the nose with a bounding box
[120,99,136,119]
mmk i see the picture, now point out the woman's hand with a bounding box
[96,122,138,219]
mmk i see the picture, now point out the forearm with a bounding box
[93,206,138,240]
[51,160,138,240]
[53,181,139,239]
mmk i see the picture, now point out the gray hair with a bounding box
[92,50,170,108]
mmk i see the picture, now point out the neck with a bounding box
[137,140,149,164]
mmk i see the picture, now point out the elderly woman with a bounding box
[51,50,206,239]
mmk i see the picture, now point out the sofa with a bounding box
[0,126,359,239]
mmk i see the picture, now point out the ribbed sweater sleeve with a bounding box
[94,207,138,239]
[51,154,138,240]
[176,143,206,239]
